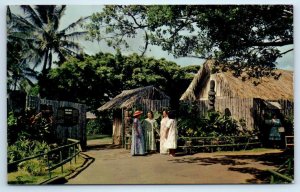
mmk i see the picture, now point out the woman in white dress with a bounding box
[143,111,159,153]
[160,110,169,154]
[164,110,177,157]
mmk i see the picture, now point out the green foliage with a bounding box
[8,111,17,127]
[8,139,50,164]
[87,5,293,79]
[283,113,294,135]
[7,111,19,145]
[28,85,40,96]
[177,102,249,137]
[18,159,47,176]
[40,52,199,111]
[7,109,55,145]
[87,119,104,135]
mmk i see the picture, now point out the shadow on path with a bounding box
[168,150,293,184]
[85,144,122,151]
[168,156,248,166]
[228,167,270,183]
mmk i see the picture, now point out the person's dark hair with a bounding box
[162,109,169,115]
[168,110,176,119]
[148,111,154,117]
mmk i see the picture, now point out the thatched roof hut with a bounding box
[180,60,294,133]
[180,60,293,101]
[98,85,170,146]
[98,85,170,111]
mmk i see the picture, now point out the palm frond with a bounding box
[20,5,44,29]
[53,5,67,30]
[60,16,90,33]
[64,31,88,39]
[59,40,82,52]
[7,6,12,22]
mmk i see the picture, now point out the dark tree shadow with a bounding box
[168,150,293,184]
[85,144,122,151]
[228,167,270,184]
[222,150,293,168]
[168,157,248,166]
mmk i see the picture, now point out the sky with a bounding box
[9,5,294,69]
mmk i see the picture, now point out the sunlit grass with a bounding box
[87,135,112,143]
[87,134,112,141]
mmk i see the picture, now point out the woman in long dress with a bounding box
[164,110,178,157]
[160,110,169,154]
[269,114,282,148]
[143,111,159,153]
[131,110,145,156]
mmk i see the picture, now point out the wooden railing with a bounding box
[177,136,261,154]
[285,136,294,149]
[8,138,81,179]
[268,158,294,184]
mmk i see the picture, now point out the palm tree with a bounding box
[7,6,37,91]
[7,5,88,82]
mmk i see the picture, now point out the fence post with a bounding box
[47,152,51,179]
[69,146,72,165]
[74,144,77,164]
[60,151,63,174]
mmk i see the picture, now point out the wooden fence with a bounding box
[26,96,87,149]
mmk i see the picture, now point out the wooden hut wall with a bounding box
[215,98,255,131]
[194,97,293,131]
[194,98,255,130]
[26,96,87,148]
[112,109,122,145]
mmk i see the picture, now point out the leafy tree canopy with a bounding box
[40,51,200,110]
[86,5,293,79]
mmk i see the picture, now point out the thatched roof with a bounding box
[98,86,170,111]
[180,60,294,101]
[86,111,97,119]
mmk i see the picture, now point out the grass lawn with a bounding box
[8,154,85,184]
[87,134,112,141]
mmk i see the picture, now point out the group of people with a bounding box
[131,109,177,157]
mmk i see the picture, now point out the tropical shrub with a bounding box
[8,140,50,163]
[87,119,103,135]
[177,102,250,137]
[8,139,50,173]
[18,159,47,176]
[7,111,18,144]
[7,109,55,145]
[283,113,294,136]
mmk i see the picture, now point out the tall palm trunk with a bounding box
[42,49,49,73]
[48,51,53,71]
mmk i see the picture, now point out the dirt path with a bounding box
[67,140,286,184]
